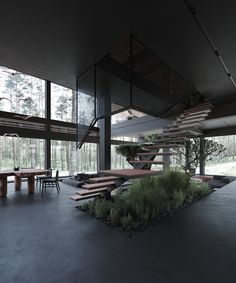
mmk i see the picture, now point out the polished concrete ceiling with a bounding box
[0,0,236,102]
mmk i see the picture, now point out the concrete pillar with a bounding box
[98,92,111,170]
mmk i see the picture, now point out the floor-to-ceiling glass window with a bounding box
[51,140,97,175]
[205,135,236,176]
[0,66,45,117]
[0,136,45,170]
[51,83,76,122]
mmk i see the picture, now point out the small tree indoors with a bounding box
[177,138,226,173]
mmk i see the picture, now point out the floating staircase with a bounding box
[123,102,214,171]
[71,102,214,202]
[70,176,126,201]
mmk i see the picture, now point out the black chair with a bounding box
[36,168,52,190]
[41,170,60,196]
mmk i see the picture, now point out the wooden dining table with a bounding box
[0,168,49,197]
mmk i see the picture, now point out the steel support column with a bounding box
[45,81,51,170]
[98,91,111,170]
[199,136,205,175]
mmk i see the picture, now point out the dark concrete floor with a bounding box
[1,181,236,283]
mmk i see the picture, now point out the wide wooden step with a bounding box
[88,176,120,183]
[181,109,211,116]
[175,117,205,124]
[76,187,108,196]
[137,152,177,156]
[157,130,196,137]
[70,193,101,201]
[178,113,209,120]
[167,125,202,134]
[144,144,182,149]
[150,138,186,143]
[182,104,213,114]
[173,115,206,124]
[82,181,116,190]
[129,160,165,164]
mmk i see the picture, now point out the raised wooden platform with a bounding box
[99,169,162,178]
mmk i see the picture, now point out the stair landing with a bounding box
[98,169,162,178]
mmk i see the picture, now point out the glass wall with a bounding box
[111,109,146,125]
[77,92,95,125]
[0,136,45,170]
[51,83,76,122]
[0,66,45,117]
[205,135,236,176]
[51,140,97,175]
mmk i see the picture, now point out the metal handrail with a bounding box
[77,116,104,149]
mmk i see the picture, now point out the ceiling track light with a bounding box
[184,0,236,89]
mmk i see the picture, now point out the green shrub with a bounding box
[115,144,144,160]
[94,199,111,219]
[80,169,210,234]
[79,202,89,212]
[157,169,190,199]
[120,214,135,231]
[109,207,122,225]
[124,177,168,222]
[172,190,186,209]
[88,200,96,216]
[190,182,211,199]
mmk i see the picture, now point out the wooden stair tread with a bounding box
[70,193,101,201]
[88,176,120,183]
[76,187,108,195]
[137,152,177,156]
[144,144,182,149]
[183,104,213,113]
[176,114,208,120]
[179,113,208,119]
[129,160,165,164]
[181,109,211,116]
[162,129,202,138]
[150,138,186,143]
[82,181,116,190]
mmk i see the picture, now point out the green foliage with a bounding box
[172,191,186,209]
[109,207,122,225]
[79,202,89,212]
[80,169,212,234]
[146,134,158,141]
[157,169,190,199]
[177,138,227,170]
[189,182,211,199]
[120,214,135,231]
[88,200,96,216]
[94,199,111,219]
[115,144,145,160]
[124,177,168,222]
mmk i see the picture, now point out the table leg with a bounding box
[0,176,8,197]
[28,175,35,194]
[15,175,22,191]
